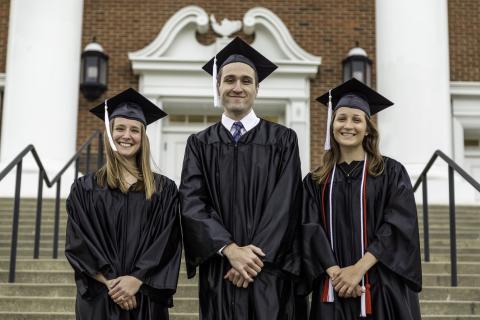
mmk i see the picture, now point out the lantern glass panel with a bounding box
[352,60,365,83]
[343,62,352,82]
[84,56,99,83]
[99,59,107,85]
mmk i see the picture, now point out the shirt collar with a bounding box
[221,109,260,132]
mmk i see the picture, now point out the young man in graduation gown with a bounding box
[179,37,303,320]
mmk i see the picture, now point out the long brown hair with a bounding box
[95,118,156,199]
[312,110,384,184]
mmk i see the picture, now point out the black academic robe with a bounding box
[65,173,182,320]
[301,157,421,320]
[179,120,303,320]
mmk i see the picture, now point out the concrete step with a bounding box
[422,262,480,274]
[0,296,200,313]
[423,261,480,273]
[425,254,480,262]
[0,283,198,298]
[0,248,62,257]
[420,300,480,315]
[0,259,71,271]
[0,240,66,249]
[0,312,199,320]
[0,233,65,242]
[0,270,197,285]
[420,286,480,301]
[423,273,480,287]
[421,316,480,320]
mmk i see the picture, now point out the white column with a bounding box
[287,98,310,177]
[376,0,452,203]
[0,0,84,196]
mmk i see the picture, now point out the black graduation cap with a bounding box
[316,78,393,117]
[89,88,167,126]
[89,88,167,152]
[202,37,278,83]
[316,78,393,150]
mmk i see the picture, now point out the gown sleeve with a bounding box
[179,135,233,278]
[64,177,112,299]
[129,177,183,304]
[250,129,303,275]
[300,173,337,288]
[366,159,422,292]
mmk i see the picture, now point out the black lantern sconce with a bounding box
[80,39,108,101]
[342,43,372,86]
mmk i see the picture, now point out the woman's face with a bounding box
[332,107,368,149]
[112,117,142,160]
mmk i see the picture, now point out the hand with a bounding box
[326,265,341,279]
[108,276,143,304]
[223,243,265,282]
[117,295,138,310]
[332,265,364,298]
[224,268,251,288]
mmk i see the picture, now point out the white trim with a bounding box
[129,6,320,176]
[129,6,209,60]
[243,7,321,66]
[0,73,5,89]
[451,81,480,96]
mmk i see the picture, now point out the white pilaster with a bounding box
[376,0,452,203]
[0,0,84,197]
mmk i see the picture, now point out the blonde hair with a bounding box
[95,118,156,199]
[312,111,384,184]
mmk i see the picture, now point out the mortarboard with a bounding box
[90,88,167,151]
[202,37,277,107]
[316,78,394,150]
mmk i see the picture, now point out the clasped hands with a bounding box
[326,262,370,299]
[222,243,265,288]
[97,274,143,310]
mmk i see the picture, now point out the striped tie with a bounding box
[232,121,244,143]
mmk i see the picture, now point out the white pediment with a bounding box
[129,5,320,76]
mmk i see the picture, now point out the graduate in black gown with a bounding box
[179,37,303,320]
[65,88,182,320]
[300,79,421,319]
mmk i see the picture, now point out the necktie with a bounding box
[232,121,244,143]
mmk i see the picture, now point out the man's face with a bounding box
[218,62,258,119]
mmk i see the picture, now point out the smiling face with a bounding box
[218,62,258,120]
[111,117,142,160]
[332,106,368,149]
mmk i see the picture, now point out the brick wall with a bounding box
[0,0,9,73]
[79,0,376,169]
[448,0,480,81]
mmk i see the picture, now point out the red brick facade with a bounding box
[78,0,376,168]
[448,0,480,81]
[0,1,478,168]
[0,0,10,73]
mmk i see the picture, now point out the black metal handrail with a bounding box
[413,149,480,287]
[0,130,104,282]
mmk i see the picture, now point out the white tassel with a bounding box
[212,56,220,108]
[360,285,366,317]
[324,89,333,150]
[327,279,334,302]
[104,100,117,152]
[327,165,336,303]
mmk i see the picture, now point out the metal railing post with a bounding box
[86,144,91,174]
[8,161,22,283]
[421,174,430,262]
[448,166,458,287]
[53,178,61,259]
[34,169,44,259]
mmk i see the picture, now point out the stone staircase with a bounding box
[0,198,478,319]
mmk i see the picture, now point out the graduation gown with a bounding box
[301,157,422,320]
[65,173,182,320]
[179,120,303,320]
